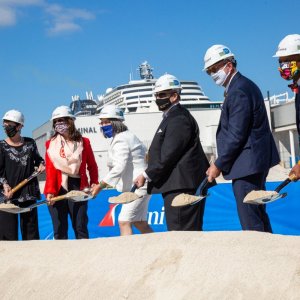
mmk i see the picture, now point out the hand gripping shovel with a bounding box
[108,184,142,204]
[0,170,41,204]
[243,173,297,205]
[171,177,210,207]
[0,190,93,214]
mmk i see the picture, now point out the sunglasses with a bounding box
[206,61,228,75]
[155,91,175,98]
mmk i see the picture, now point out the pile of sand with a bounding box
[0,231,300,299]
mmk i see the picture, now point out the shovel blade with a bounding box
[0,207,31,214]
[67,194,94,202]
[171,194,206,207]
[108,192,141,204]
[243,190,286,205]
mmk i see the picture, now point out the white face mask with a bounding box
[210,64,230,86]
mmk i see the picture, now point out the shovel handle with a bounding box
[10,171,40,194]
[11,179,29,194]
[275,174,297,193]
[289,173,297,181]
[198,177,209,197]
[130,184,137,193]
[50,195,69,202]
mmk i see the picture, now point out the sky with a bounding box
[0,0,299,138]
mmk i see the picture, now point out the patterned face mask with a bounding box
[3,124,18,138]
[54,121,69,135]
[279,61,300,80]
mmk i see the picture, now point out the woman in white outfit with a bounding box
[92,105,153,236]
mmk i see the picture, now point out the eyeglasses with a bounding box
[155,91,175,99]
[206,61,228,75]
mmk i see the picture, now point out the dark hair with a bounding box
[51,118,82,142]
[110,119,128,134]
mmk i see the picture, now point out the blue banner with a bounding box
[35,182,300,239]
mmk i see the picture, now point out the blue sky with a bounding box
[0,0,299,138]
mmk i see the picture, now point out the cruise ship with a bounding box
[32,62,224,178]
[33,62,300,178]
[95,62,221,113]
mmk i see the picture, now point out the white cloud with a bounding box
[0,0,43,5]
[45,4,95,36]
[0,6,16,26]
[0,1,95,35]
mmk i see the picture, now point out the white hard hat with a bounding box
[203,44,235,70]
[98,105,125,120]
[153,74,182,94]
[51,105,75,121]
[2,109,25,125]
[273,34,300,57]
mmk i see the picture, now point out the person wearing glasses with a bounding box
[44,105,98,239]
[92,105,153,236]
[134,74,211,231]
[273,34,300,179]
[0,109,45,240]
[203,44,280,233]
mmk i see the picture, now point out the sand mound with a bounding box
[0,231,300,299]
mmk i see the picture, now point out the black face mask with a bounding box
[155,97,172,111]
[4,124,18,138]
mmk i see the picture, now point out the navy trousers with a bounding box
[232,172,272,233]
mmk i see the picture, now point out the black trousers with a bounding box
[162,189,206,231]
[232,172,272,233]
[48,177,89,240]
[0,200,40,241]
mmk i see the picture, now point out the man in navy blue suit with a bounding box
[203,44,280,232]
[273,34,300,179]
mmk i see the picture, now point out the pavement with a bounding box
[216,164,290,183]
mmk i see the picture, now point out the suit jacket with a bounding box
[215,72,280,180]
[146,104,210,194]
[44,137,99,196]
[103,130,148,194]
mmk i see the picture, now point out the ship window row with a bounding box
[126,94,152,100]
[111,81,199,92]
[122,88,153,94]
[126,100,148,104]
[181,90,203,96]
[182,103,221,109]
[114,83,154,91]
[181,81,199,85]
[107,82,200,94]
[182,87,201,91]
[180,98,209,102]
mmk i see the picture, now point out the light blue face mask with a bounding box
[101,124,113,138]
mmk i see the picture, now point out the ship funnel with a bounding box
[86,91,94,100]
[138,61,154,80]
[72,95,80,101]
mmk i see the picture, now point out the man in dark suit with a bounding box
[203,44,280,233]
[273,34,300,178]
[134,74,210,231]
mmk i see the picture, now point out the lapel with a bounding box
[227,71,241,95]
[153,104,181,138]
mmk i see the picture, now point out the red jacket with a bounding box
[44,137,99,196]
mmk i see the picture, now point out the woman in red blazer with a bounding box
[44,106,98,239]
